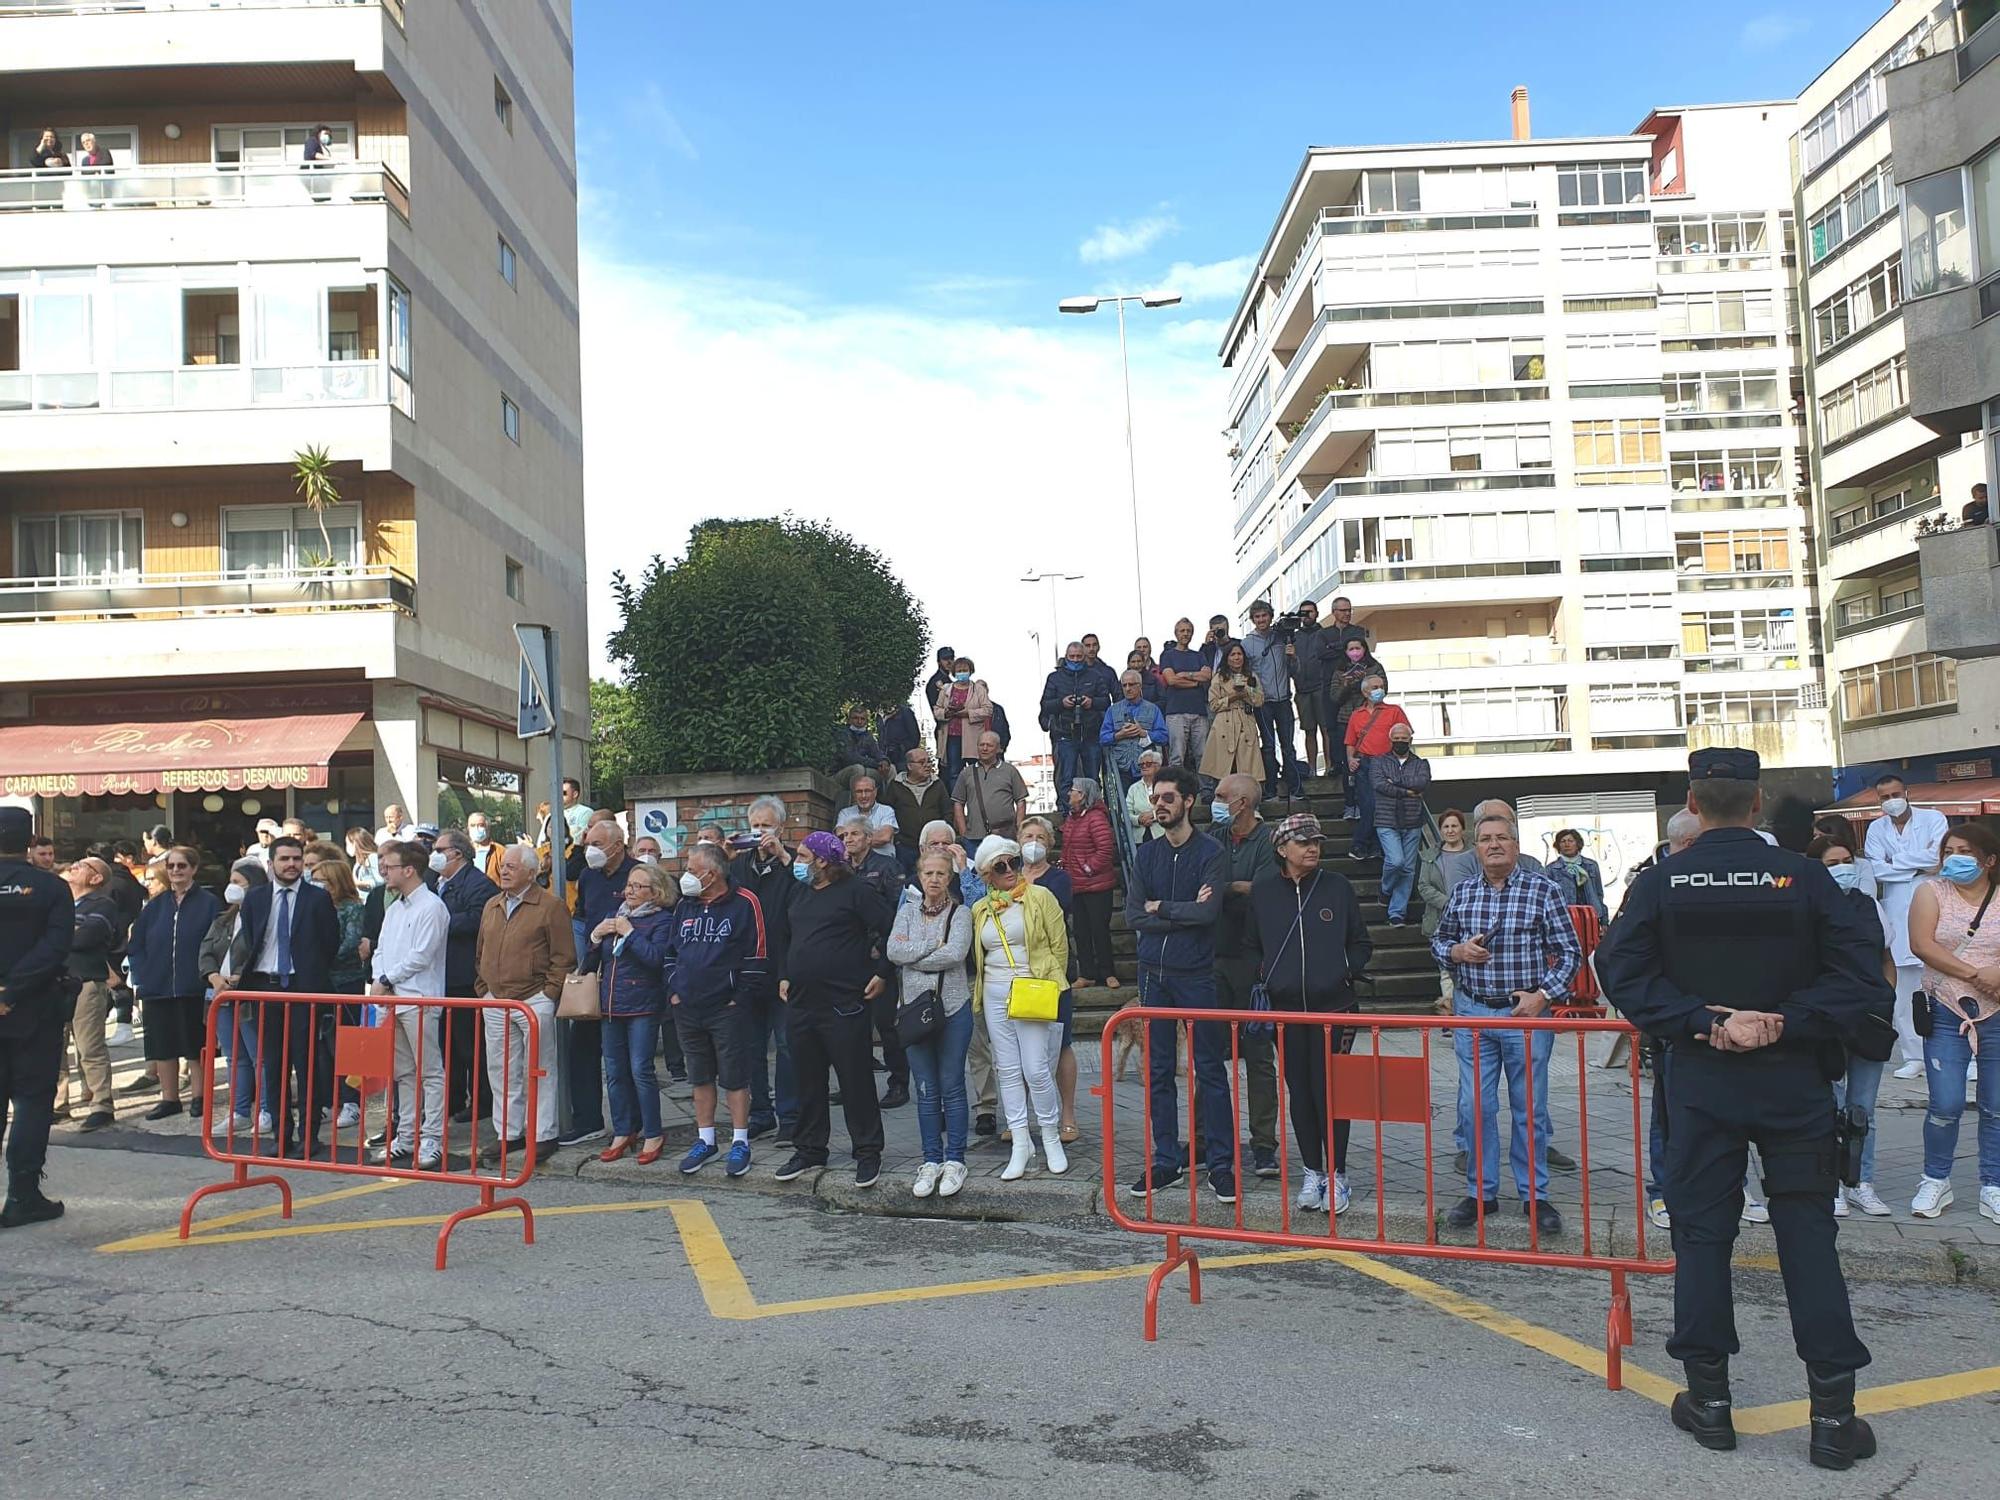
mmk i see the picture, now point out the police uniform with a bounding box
[0,807,77,1227]
[1595,748,1889,1471]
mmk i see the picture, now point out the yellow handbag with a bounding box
[987,904,1062,1022]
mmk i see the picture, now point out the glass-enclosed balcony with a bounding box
[0,161,409,219]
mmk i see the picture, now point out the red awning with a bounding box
[1820,778,2000,821]
[0,712,364,798]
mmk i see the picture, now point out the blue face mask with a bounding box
[1210,800,1232,829]
[953,671,971,683]
[1367,688,1386,704]
[791,860,813,883]
[1065,659,1085,672]
[1941,853,1983,885]
[1827,862,1863,892]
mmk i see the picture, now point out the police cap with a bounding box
[1688,746,1761,781]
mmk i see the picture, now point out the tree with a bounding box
[588,677,640,809]
[609,518,929,775]
[291,446,340,567]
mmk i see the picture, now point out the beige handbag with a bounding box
[557,970,601,1019]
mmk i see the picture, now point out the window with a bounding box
[1232,435,1275,522]
[213,124,351,164]
[1340,510,1558,567]
[1676,530,1791,578]
[222,503,361,574]
[1799,19,1937,176]
[1399,686,1567,744]
[1829,473,1933,538]
[1836,579,1922,628]
[497,236,517,288]
[1367,336,1544,388]
[1681,607,1800,666]
[1974,144,2000,306]
[1582,590,1678,642]
[494,78,513,131]
[1370,423,1552,476]
[1685,688,1801,725]
[1817,354,1908,445]
[1664,371,1783,416]
[387,276,412,415]
[1323,299,1544,323]
[1655,213,1770,270]
[1658,290,1775,339]
[1571,417,1662,469]
[1807,161,1897,264]
[1902,168,1972,298]
[501,393,520,443]
[1576,506,1670,554]
[15,511,142,583]
[1563,294,1656,314]
[504,558,525,602]
[1812,256,1901,352]
[1559,242,1653,266]
[1669,447,1786,494]
[1557,161,1647,208]
[1839,652,1957,723]
[1590,685,1682,733]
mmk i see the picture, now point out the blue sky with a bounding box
[572,0,1890,722]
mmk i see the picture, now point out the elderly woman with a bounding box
[1200,640,1263,791]
[887,847,975,1198]
[202,857,268,1136]
[1126,746,1165,844]
[777,831,892,1187]
[1022,816,1083,1142]
[971,836,1071,1180]
[128,845,224,1121]
[919,817,987,907]
[932,655,993,789]
[1060,778,1118,991]
[1547,829,1608,922]
[588,858,674,1165]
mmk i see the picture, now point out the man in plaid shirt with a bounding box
[1430,811,1583,1234]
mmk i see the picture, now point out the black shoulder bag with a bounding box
[1914,878,1997,1041]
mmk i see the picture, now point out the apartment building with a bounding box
[1795,0,2000,803]
[1219,98,1830,831]
[0,0,588,859]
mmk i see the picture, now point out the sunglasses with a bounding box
[164,861,193,871]
[988,858,1020,876]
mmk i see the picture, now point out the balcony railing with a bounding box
[1376,643,1567,672]
[0,566,416,622]
[1675,570,1795,592]
[0,160,409,220]
[1831,602,1926,641]
[0,360,389,415]
[0,1,404,22]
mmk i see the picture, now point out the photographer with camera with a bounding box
[1243,600,1304,802]
[1040,640,1113,812]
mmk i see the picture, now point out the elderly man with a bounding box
[730,794,797,1140]
[839,774,899,856]
[376,804,411,847]
[631,836,663,865]
[667,843,768,1177]
[885,747,949,881]
[1430,812,1582,1234]
[1862,773,1945,1079]
[474,844,575,1160]
[1471,799,1545,874]
[59,855,122,1130]
[840,811,909,1108]
[953,730,1027,853]
[1371,721,1431,926]
[1100,669,1170,789]
[1041,641,1112,811]
[563,819,630,1144]
[1126,746,1166,844]
[433,830,498,1123]
[465,812,506,880]
[1210,772,1279,1177]
[367,840,450,1168]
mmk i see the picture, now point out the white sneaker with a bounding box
[1979,1186,2000,1225]
[257,1111,274,1134]
[1043,1133,1069,1176]
[336,1103,361,1129]
[1297,1170,1327,1212]
[912,1162,941,1199]
[1910,1177,1954,1218]
[1832,1192,1849,1218]
[106,1022,134,1048]
[416,1147,443,1171]
[1741,1198,1770,1224]
[937,1162,967,1198]
[1331,1172,1351,1214]
[1647,1196,1671,1229]
[1848,1182,1891,1217]
[1892,1060,1925,1080]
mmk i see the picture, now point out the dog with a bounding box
[1111,1013,1187,1081]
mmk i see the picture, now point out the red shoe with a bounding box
[636,1138,667,1165]
[598,1137,633,1163]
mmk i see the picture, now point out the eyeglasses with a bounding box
[987,858,1019,876]
[164,861,192,871]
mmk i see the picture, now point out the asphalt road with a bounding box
[4,1139,1997,1497]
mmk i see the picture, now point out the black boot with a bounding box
[1806,1366,1876,1471]
[0,1171,65,1229]
[1670,1356,1736,1451]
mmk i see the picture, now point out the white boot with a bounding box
[1042,1127,1069,1176]
[1001,1133,1035,1181]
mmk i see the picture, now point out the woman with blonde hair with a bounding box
[887,847,974,1197]
[345,827,381,892]
[970,835,1070,1180]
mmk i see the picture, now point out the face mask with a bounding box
[225,884,246,905]
[679,871,704,898]
[1021,840,1047,866]
[792,860,813,883]
[1210,800,1233,829]
[428,850,449,873]
[1347,652,1365,664]
[637,854,659,866]
[584,845,609,870]
[469,826,489,844]
[1941,854,1983,885]
[954,671,971,683]
[1880,796,1909,818]
[1392,742,1412,757]
[1368,688,1386,704]
[1065,659,1084,672]
[1827,862,1863,892]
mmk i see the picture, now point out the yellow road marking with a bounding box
[99,1195,681,1251]
[97,1177,414,1253]
[1732,1365,2000,1435]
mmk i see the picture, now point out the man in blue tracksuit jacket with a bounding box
[666,845,769,1176]
[1123,764,1238,1202]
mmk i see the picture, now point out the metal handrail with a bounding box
[0,159,409,219]
[0,564,415,621]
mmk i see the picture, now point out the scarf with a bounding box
[986,880,1032,913]
[617,899,662,920]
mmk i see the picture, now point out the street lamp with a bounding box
[1060,290,1181,638]
[1022,567,1085,657]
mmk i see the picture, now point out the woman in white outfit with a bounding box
[969,835,1070,1180]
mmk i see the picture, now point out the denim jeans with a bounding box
[905,1000,974,1164]
[1377,826,1419,921]
[215,998,261,1119]
[1255,700,1301,797]
[943,736,966,793]
[602,1012,662,1139]
[1348,755,1380,856]
[745,983,796,1133]
[1452,994,1553,1201]
[1139,968,1235,1175]
[1922,1000,2000,1186]
[1054,735,1098,810]
[1833,1053,1884,1185]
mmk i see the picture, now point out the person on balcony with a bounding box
[29,129,63,169]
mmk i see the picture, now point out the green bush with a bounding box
[609,518,926,775]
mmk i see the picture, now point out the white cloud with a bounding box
[1739,13,1808,51]
[1160,255,1255,305]
[578,256,1233,750]
[1079,213,1178,264]
[625,81,699,161]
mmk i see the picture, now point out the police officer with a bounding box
[1596,748,1889,1472]
[0,806,77,1228]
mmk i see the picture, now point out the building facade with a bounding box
[0,0,589,859]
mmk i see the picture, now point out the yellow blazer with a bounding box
[969,882,1069,1013]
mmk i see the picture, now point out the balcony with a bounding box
[0,565,415,623]
[1917,518,2000,659]
[0,162,409,221]
[1,360,391,415]
[1,0,403,79]
[0,0,402,15]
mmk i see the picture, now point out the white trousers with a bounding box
[1893,963,1925,1065]
[483,995,556,1144]
[986,1003,1061,1135]
[389,1005,446,1152]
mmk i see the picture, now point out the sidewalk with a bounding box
[77,1020,1996,1280]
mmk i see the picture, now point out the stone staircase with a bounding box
[1060,775,1441,1038]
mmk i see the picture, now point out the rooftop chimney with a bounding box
[1510,86,1530,141]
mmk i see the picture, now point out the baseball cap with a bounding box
[1688,747,1761,782]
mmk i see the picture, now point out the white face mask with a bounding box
[1880,796,1909,818]
[428,850,450,873]
[225,884,246,905]
[679,871,703,898]
[584,845,609,870]
[469,825,489,844]
[637,853,659,866]
[1022,840,1048,866]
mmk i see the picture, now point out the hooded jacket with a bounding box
[1246,866,1373,1006]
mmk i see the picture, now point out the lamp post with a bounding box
[1021,567,1085,659]
[1059,290,1181,639]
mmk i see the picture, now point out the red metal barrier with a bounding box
[184,990,543,1269]
[1560,905,1605,1014]
[1095,1006,1671,1390]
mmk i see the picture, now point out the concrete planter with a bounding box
[623,766,842,870]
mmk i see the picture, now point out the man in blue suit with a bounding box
[232,835,341,1158]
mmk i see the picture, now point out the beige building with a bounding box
[0,0,587,858]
